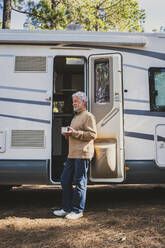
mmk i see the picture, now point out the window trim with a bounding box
[149,67,165,111]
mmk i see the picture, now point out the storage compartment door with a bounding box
[88,54,124,183]
[155,124,165,167]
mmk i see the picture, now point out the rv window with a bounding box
[94,60,110,103]
[66,58,84,65]
[149,68,165,111]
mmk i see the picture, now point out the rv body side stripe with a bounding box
[125,99,149,103]
[124,109,165,117]
[125,131,165,142]
[157,136,165,142]
[0,97,50,106]
[123,64,148,71]
[0,114,50,124]
[0,54,14,57]
[125,131,154,141]
[0,85,47,93]
[125,109,165,141]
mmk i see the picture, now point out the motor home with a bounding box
[0,27,165,188]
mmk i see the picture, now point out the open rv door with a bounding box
[88,53,124,183]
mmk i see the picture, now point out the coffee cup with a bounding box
[61,127,69,133]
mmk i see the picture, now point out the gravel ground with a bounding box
[0,184,165,248]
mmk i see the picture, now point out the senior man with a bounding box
[53,91,97,220]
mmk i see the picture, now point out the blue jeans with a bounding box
[61,158,88,214]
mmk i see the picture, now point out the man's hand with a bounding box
[61,126,73,137]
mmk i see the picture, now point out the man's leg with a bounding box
[60,158,74,212]
[72,159,88,213]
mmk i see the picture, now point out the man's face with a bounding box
[72,96,85,112]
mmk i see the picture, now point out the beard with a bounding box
[73,106,81,112]
[73,102,84,112]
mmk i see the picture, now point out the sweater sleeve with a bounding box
[71,114,97,141]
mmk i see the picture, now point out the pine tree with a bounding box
[1,0,146,32]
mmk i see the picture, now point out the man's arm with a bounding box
[70,115,97,141]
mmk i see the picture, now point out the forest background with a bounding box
[1,0,146,32]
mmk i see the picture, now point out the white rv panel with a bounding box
[0,131,6,153]
[0,55,53,160]
[155,124,165,167]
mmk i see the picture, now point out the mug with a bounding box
[61,127,69,133]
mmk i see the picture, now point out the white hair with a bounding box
[72,91,88,102]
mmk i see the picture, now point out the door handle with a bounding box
[159,142,165,149]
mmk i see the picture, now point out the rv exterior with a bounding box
[0,28,165,187]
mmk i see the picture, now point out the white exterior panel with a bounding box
[0,55,53,160]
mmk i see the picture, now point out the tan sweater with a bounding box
[68,109,97,159]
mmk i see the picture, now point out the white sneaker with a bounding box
[53,209,69,217]
[65,212,83,220]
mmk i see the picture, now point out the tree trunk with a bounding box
[51,0,57,10]
[2,0,12,29]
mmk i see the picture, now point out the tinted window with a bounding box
[94,60,110,103]
[149,68,165,111]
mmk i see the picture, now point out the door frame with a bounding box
[50,55,88,183]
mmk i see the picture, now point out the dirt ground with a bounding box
[0,185,165,248]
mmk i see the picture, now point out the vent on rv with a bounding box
[66,23,83,31]
[15,56,46,72]
[11,130,45,148]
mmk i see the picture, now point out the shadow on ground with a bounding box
[0,184,165,218]
[0,185,165,248]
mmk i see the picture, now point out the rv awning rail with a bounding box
[0,29,148,47]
